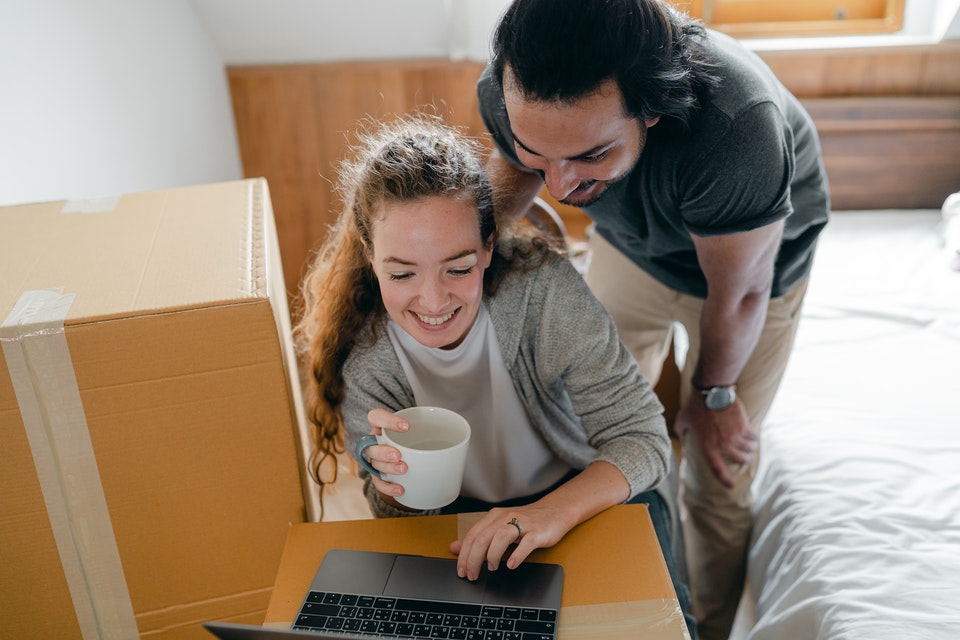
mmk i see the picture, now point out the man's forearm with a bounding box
[693,288,770,388]
[486,149,544,224]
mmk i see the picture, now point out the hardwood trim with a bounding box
[670,0,905,38]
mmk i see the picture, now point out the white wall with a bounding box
[0,0,242,208]
[189,0,507,65]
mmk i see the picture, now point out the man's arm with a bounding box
[675,219,785,487]
[692,219,783,386]
[486,148,544,224]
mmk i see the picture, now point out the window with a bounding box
[671,0,906,39]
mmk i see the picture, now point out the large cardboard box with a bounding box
[0,179,314,639]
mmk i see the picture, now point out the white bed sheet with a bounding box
[747,210,960,639]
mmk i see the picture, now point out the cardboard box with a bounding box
[263,505,690,639]
[0,179,315,639]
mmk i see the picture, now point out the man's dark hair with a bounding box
[491,0,719,128]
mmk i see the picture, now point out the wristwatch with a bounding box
[696,384,737,411]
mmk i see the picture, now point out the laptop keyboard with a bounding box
[293,590,559,639]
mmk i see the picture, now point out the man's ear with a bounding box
[646,116,661,128]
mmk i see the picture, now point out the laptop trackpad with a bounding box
[383,555,488,602]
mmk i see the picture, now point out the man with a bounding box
[476,1,830,638]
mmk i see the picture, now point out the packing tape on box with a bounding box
[1,288,139,639]
[558,599,691,640]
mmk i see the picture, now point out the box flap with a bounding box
[0,179,268,324]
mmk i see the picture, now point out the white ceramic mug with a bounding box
[355,406,471,510]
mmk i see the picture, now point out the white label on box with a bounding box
[61,196,121,214]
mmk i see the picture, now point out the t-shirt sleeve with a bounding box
[476,64,529,171]
[680,101,795,236]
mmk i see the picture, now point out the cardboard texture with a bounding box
[263,504,689,638]
[0,179,312,639]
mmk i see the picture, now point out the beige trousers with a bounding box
[585,231,807,640]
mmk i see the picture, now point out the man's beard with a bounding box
[558,124,647,208]
[559,173,622,208]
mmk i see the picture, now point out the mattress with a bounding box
[747,210,960,638]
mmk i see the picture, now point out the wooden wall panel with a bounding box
[803,96,960,209]
[228,60,487,308]
[758,42,960,97]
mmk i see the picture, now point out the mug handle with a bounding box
[355,434,383,479]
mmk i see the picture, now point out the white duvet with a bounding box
[747,211,960,639]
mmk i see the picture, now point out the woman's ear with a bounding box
[480,239,495,269]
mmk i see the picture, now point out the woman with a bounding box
[294,115,684,608]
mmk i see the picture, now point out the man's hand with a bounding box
[674,395,757,489]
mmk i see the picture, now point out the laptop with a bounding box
[205,547,563,639]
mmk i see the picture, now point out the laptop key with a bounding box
[299,602,341,617]
[515,619,556,634]
[377,621,397,634]
[396,598,482,616]
[479,617,498,629]
[294,613,326,629]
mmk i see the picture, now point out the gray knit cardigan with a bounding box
[341,239,671,518]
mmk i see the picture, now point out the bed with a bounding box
[745,209,960,638]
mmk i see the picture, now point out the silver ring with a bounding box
[507,517,523,544]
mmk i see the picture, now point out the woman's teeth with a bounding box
[416,310,455,325]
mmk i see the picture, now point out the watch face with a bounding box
[704,386,736,411]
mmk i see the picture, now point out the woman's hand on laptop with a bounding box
[451,461,631,581]
[451,502,570,581]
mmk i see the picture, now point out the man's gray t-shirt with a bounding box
[477,30,830,298]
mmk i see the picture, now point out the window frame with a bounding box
[673,0,906,39]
